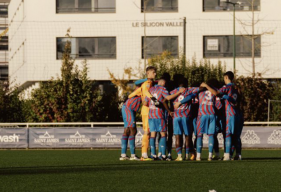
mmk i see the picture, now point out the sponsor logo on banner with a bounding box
[267,130,281,145]
[135,131,143,147]
[65,131,90,146]
[34,131,59,145]
[0,134,19,143]
[242,130,261,144]
[96,131,120,146]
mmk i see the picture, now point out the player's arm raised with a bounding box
[164,88,185,101]
[200,83,220,96]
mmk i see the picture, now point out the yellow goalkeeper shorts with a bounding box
[142,115,149,132]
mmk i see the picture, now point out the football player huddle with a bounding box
[120,66,243,161]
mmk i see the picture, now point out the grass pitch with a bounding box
[0,149,280,192]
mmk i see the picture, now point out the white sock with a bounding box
[142,153,148,158]
[178,154,182,158]
[121,154,126,157]
[158,152,162,157]
[224,153,230,158]
[185,153,189,159]
[209,152,212,158]
[131,154,135,158]
[197,153,201,158]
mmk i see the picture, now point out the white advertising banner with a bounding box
[0,126,280,149]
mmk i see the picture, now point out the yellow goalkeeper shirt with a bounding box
[129,80,152,115]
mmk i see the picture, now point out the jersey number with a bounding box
[205,91,212,101]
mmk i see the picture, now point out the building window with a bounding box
[203,0,260,11]
[0,36,8,50]
[141,0,178,12]
[57,37,116,59]
[142,36,178,58]
[0,66,8,81]
[56,0,116,13]
[203,35,261,58]
[0,4,8,17]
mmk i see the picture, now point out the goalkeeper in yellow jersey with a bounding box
[128,66,158,161]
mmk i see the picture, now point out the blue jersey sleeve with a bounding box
[180,94,196,104]
[221,94,237,104]
[135,78,148,86]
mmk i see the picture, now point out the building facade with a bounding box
[0,0,9,81]
[8,0,281,91]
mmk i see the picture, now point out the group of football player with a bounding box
[120,66,244,161]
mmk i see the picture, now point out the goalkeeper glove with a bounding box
[151,97,160,106]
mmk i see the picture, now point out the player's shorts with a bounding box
[149,118,167,132]
[196,115,216,135]
[142,115,149,132]
[173,117,192,136]
[225,114,235,135]
[121,105,136,128]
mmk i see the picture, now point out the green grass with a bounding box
[0,150,280,192]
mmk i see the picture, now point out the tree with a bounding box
[0,80,26,122]
[237,0,275,78]
[28,30,101,122]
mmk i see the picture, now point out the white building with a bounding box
[8,0,281,92]
[0,0,9,81]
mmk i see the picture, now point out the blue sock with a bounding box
[176,147,182,155]
[160,137,166,156]
[196,135,203,153]
[185,147,190,156]
[150,137,156,156]
[129,136,135,155]
[121,135,128,155]
[225,133,232,153]
[208,134,214,153]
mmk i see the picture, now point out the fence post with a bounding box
[267,99,270,127]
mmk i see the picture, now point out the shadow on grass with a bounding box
[242,157,281,161]
[1,157,280,175]
[0,160,226,175]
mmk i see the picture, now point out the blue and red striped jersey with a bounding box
[218,83,238,116]
[215,97,223,110]
[171,87,200,118]
[198,88,219,116]
[123,96,141,112]
[145,85,169,119]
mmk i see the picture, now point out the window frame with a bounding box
[0,65,8,81]
[142,36,179,59]
[56,0,116,14]
[141,0,179,13]
[56,36,117,60]
[202,0,261,12]
[203,35,262,58]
